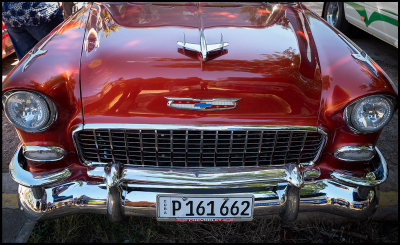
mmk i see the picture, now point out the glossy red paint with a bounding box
[2,6,92,173]
[80,3,322,126]
[299,3,397,167]
[2,3,397,181]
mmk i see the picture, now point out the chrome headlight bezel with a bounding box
[2,90,57,133]
[344,94,396,134]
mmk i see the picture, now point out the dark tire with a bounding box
[323,2,353,35]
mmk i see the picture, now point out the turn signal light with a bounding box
[334,146,375,162]
[23,146,66,161]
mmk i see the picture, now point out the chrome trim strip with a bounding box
[72,124,328,167]
[333,145,375,162]
[23,145,66,161]
[330,147,387,187]
[10,145,72,188]
[80,124,321,131]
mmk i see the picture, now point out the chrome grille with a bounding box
[75,127,325,167]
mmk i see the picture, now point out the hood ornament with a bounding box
[177,30,229,61]
[165,97,240,111]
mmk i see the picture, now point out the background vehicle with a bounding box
[322,2,398,48]
[2,22,15,59]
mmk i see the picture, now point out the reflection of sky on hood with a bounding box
[204,26,298,59]
[98,25,298,59]
[86,25,299,81]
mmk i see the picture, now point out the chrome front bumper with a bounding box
[11,145,387,222]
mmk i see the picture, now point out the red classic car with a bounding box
[2,2,397,222]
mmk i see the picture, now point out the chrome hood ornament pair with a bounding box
[177,29,229,61]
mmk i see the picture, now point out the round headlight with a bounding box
[3,91,56,132]
[344,95,395,133]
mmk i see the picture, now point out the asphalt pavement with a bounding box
[2,2,398,242]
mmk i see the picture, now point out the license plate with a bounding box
[157,194,254,222]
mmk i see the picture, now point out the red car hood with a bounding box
[80,2,322,126]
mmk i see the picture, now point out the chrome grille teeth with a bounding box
[139,130,144,166]
[256,130,263,166]
[124,129,130,164]
[155,130,159,167]
[170,130,173,167]
[214,131,218,167]
[228,130,233,167]
[77,129,325,167]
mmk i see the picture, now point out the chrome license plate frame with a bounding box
[156,194,254,222]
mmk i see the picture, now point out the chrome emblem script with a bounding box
[165,97,240,111]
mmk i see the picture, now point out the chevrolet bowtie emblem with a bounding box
[165,97,240,111]
[177,30,229,61]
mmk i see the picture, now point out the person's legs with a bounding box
[62,2,74,18]
[4,23,38,60]
[25,13,64,42]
